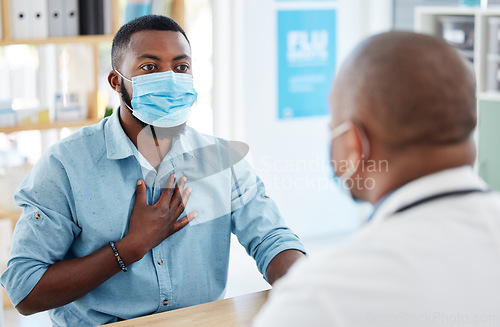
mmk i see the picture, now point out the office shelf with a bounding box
[415,6,500,191]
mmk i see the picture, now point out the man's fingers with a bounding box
[186,211,197,222]
[172,212,197,233]
[170,176,187,209]
[134,180,147,206]
[173,187,192,217]
[158,173,176,205]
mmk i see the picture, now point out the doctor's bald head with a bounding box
[330,31,476,150]
[329,31,477,204]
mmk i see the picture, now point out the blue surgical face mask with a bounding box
[115,69,198,128]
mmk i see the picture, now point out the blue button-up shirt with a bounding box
[1,112,305,326]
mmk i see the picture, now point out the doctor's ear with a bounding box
[344,123,367,166]
[350,122,371,162]
[108,71,121,93]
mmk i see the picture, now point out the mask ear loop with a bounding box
[330,121,351,140]
[114,69,135,112]
[114,69,133,83]
[330,120,371,182]
[330,121,355,183]
[352,119,371,160]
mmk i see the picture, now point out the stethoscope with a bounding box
[394,189,490,214]
[365,188,490,223]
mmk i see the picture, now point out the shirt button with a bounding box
[157,259,163,265]
[35,213,40,219]
[163,299,168,306]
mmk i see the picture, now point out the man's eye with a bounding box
[141,64,157,71]
[176,64,189,72]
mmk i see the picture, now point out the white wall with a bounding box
[213,0,392,241]
[0,293,3,327]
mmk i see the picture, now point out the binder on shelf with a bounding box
[78,0,97,35]
[79,0,107,35]
[48,0,64,37]
[95,0,105,35]
[103,0,113,35]
[29,0,49,39]
[64,0,80,37]
[10,0,30,39]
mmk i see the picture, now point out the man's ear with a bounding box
[108,70,121,93]
[345,124,365,168]
[352,122,370,160]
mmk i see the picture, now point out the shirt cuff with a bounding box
[1,261,48,307]
[261,242,307,283]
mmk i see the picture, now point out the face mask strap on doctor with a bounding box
[330,120,371,200]
[114,69,198,128]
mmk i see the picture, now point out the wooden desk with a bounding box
[102,290,269,327]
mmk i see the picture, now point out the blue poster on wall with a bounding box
[277,9,337,119]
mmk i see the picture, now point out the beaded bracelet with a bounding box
[109,241,127,272]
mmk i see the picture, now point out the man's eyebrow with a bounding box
[173,54,191,61]
[137,53,161,61]
[135,54,191,61]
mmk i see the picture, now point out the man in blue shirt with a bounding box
[1,15,305,326]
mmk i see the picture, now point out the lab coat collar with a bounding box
[369,166,488,224]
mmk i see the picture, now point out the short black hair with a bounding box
[111,15,190,70]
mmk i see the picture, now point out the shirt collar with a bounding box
[104,109,196,162]
[369,166,488,224]
[104,110,135,160]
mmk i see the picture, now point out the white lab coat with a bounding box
[254,166,500,327]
